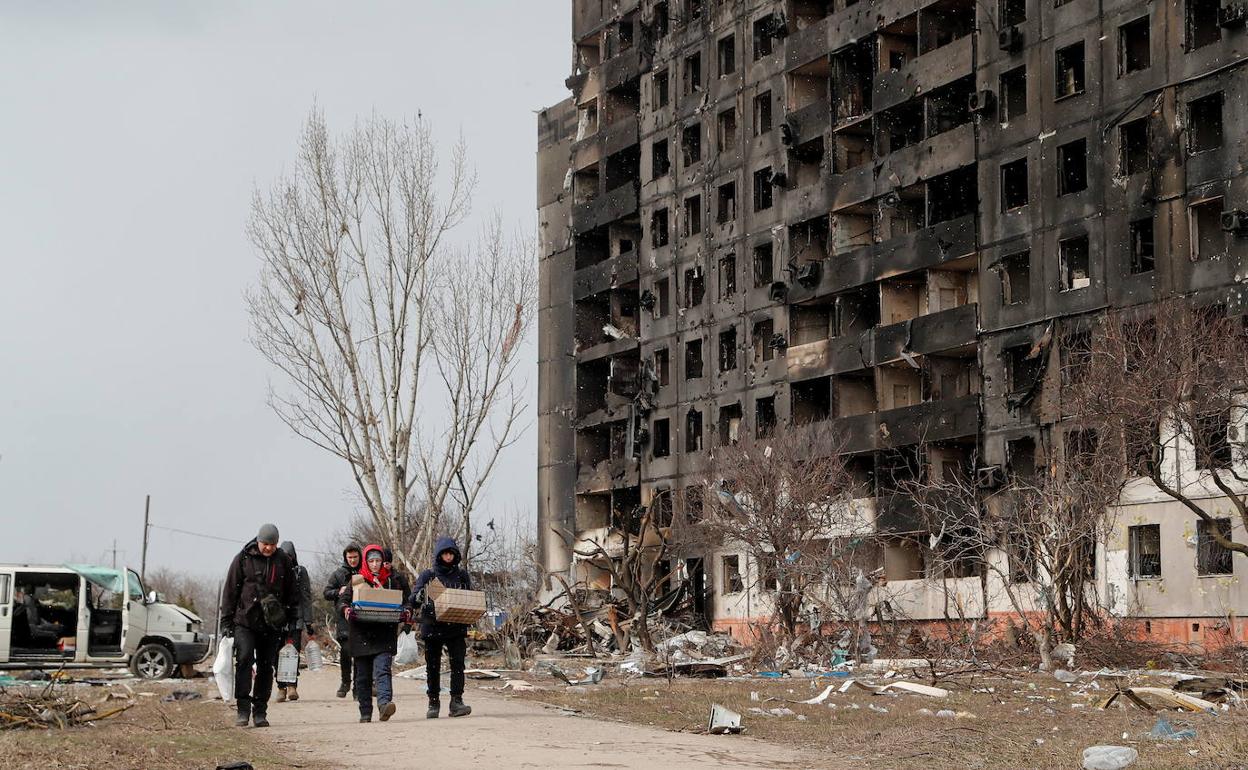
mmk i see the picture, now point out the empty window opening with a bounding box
[1057,138,1087,195]
[654,348,670,386]
[753,243,774,287]
[1128,524,1162,578]
[753,167,774,211]
[686,409,704,451]
[718,35,736,77]
[654,2,670,38]
[687,0,703,21]
[999,251,1031,305]
[927,168,977,225]
[1055,42,1086,99]
[652,139,671,178]
[684,485,703,521]
[753,91,773,135]
[574,227,610,269]
[1119,17,1151,75]
[718,403,742,445]
[1001,158,1029,211]
[833,41,875,121]
[684,266,705,307]
[1187,0,1222,50]
[655,277,671,317]
[877,102,923,154]
[684,52,702,95]
[718,254,737,299]
[685,338,704,379]
[1060,329,1092,389]
[999,66,1027,123]
[1194,410,1234,470]
[999,0,1026,27]
[719,327,738,371]
[883,536,925,581]
[1119,118,1149,176]
[717,181,737,223]
[791,376,832,423]
[1190,198,1226,261]
[1188,92,1223,154]
[683,195,702,236]
[717,108,738,152]
[682,123,702,166]
[752,317,776,362]
[1008,531,1036,583]
[753,16,775,60]
[833,125,872,172]
[721,555,744,594]
[1129,218,1155,274]
[652,418,671,458]
[653,69,670,110]
[652,208,670,248]
[1007,344,1043,393]
[790,304,832,345]
[1060,234,1090,291]
[790,215,830,264]
[1126,419,1160,476]
[1007,435,1037,479]
[755,395,777,437]
[1197,518,1234,575]
[927,77,975,136]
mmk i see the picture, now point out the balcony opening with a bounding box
[576,424,610,469]
[787,58,831,113]
[927,355,977,400]
[998,250,1031,305]
[1118,16,1151,76]
[718,254,737,299]
[1187,0,1222,50]
[654,347,670,386]
[926,77,974,136]
[881,277,923,325]
[685,338,704,379]
[652,418,671,458]
[718,34,736,78]
[927,167,977,225]
[683,194,702,236]
[575,293,611,348]
[1129,217,1155,274]
[788,136,824,187]
[1119,118,1149,176]
[792,376,832,423]
[1000,158,1029,211]
[576,491,610,531]
[576,358,609,417]
[716,181,737,223]
[682,122,702,166]
[788,0,834,28]
[753,242,774,287]
[653,69,670,109]
[832,42,874,122]
[834,203,876,249]
[719,327,738,372]
[755,395,777,437]
[1188,92,1224,153]
[1055,42,1086,99]
[1059,234,1090,291]
[791,303,833,345]
[836,287,881,334]
[929,269,970,312]
[573,163,599,205]
[686,408,704,452]
[753,90,773,135]
[790,214,830,263]
[718,403,743,445]
[833,123,872,172]
[683,52,702,95]
[752,317,776,362]
[651,207,670,248]
[876,101,923,155]
[879,15,918,71]
[609,486,643,535]
[652,139,671,178]
[999,0,1025,27]
[575,226,610,269]
[683,265,705,307]
[919,0,975,53]
[654,277,671,318]
[717,107,738,153]
[576,36,602,71]
[604,146,639,192]
[687,0,703,21]
[1057,138,1088,195]
[1190,198,1226,260]
[834,372,877,416]
[753,167,774,211]
[999,66,1027,123]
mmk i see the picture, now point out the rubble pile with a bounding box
[0,687,134,730]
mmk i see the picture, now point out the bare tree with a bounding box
[470,516,542,662]
[247,108,536,574]
[1073,298,1248,561]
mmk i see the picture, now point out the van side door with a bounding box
[0,571,12,663]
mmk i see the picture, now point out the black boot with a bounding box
[448,696,472,718]
[234,707,250,727]
[336,683,349,698]
[426,698,440,719]
[252,711,269,728]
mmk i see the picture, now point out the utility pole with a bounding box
[111,539,119,569]
[141,495,151,581]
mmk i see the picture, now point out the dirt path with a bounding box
[256,667,826,769]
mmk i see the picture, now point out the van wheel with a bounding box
[131,643,174,680]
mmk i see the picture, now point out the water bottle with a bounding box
[304,639,324,672]
[276,642,300,685]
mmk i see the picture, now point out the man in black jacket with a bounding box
[412,536,473,719]
[322,543,361,698]
[220,523,298,728]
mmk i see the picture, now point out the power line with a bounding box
[148,523,332,556]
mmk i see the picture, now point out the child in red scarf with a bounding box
[337,544,409,722]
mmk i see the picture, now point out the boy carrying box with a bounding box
[412,536,476,719]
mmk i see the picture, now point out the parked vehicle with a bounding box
[0,563,210,679]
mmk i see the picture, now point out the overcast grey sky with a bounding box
[0,1,570,575]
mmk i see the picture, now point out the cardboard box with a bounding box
[426,580,487,625]
[352,584,404,610]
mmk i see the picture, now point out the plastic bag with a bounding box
[395,630,421,665]
[304,639,324,671]
[276,642,299,685]
[212,636,234,702]
[1081,746,1138,770]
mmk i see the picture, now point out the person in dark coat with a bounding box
[411,536,473,719]
[382,548,412,606]
[275,541,313,703]
[336,543,409,723]
[323,543,361,698]
[220,523,298,728]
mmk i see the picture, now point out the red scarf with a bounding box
[358,544,391,586]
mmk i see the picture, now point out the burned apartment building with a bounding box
[538,0,1248,644]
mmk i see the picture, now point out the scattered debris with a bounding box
[708,703,743,735]
[1101,686,1219,715]
[1148,716,1197,741]
[0,691,134,730]
[1081,745,1137,770]
[501,680,536,692]
[799,684,836,705]
[1054,669,1078,684]
[160,691,202,702]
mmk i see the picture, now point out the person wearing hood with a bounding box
[275,541,313,703]
[220,523,298,728]
[336,543,410,723]
[411,536,473,719]
[323,543,362,698]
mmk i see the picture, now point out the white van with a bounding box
[0,564,210,680]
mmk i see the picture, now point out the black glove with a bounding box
[306,624,315,637]
[220,624,234,638]
[401,623,413,635]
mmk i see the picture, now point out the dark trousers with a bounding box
[234,625,281,715]
[338,642,354,691]
[424,635,466,699]
[353,652,394,717]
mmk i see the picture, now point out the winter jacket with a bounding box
[221,539,298,635]
[411,536,473,639]
[280,542,314,628]
[323,545,361,641]
[334,544,409,657]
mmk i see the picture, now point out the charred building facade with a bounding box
[538,0,1248,642]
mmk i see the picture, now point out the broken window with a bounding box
[654,347,670,386]
[717,107,738,152]
[684,485,703,521]
[687,0,703,21]
[1186,0,1222,50]
[927,168,977,225]
[1118,16,1151,76]
[752,16,774,59]
[716,181,737,223]
[719,327,737,371]
[753,90,773,135]
[1193,410,1233,470]
[752,317,775,362]
[1057,138,1087,196]
[652,139,671,178]
[753,167,774,211]
[755,395,777,437]
[1197,518,1234,575]
[1126,419,1160,476]
[718,402,742,445]
[1190,198,1226,261]
[999,251,1031,306]
[683,195,702,236]
[1055,42,1086,99]
[655,277,671,318]
[718,254,736,299]
[1008,531,1036,583]
[1188,92,1223,154]
[721,555,744,594]
[686,408,704,451]
[1007,435,1037,479]
[753,242,774,287]
[652,418,671,458]
[1127,524,1162,578]
[789,214,830,263]
[1119,118,1149,176]
[718,34,736,77]
[654,1,670,38]
[682,122,702,166]
[652,208,670,248]
[999,0,1026,26]
[877,101,922,154]
[685,338,704,379]
[883,536,925,581]
[684,266,705,307]
[1000,158,1028,211]
[791,376,831,423]
[1007,344,1043,394]
[999,66,1027,123]
[1060,329,1091,389]
[684,52,702,95]
[1129,217,1155,274]
[653,69,670,109]
[1059,234,1090,291]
